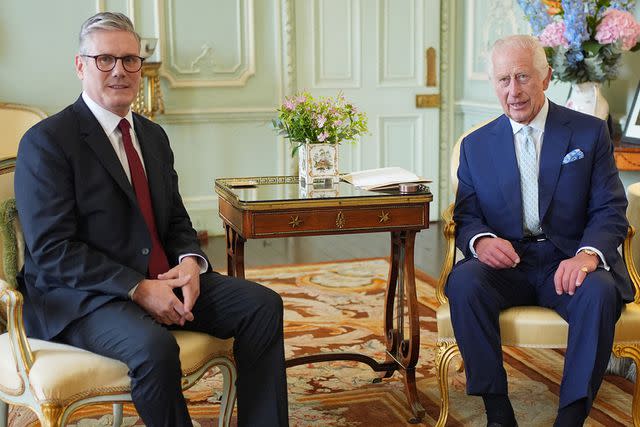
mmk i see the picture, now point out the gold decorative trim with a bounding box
[0,157,16,175]
[335,211,346,228]
[622,225,640,303]
[0,103,47,120]
[40,403,64,427]
[435,204,456,305]
[0,379,24,396]
[378,211,390,223]
[133,62,165,120]
[215,176,433,211]
[289,215,303,228]
[181,350,235,377]
[612,343,640,426]
[435,340,461,427]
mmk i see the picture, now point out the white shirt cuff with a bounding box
[576,246,609,271]
[470,233,497,258]
[179,253,209,273]
[128,281,141,299]
[128,254,209,300]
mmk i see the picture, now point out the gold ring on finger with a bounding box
[580,266,589,274]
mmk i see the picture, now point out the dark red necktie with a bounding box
[118,119,170,278]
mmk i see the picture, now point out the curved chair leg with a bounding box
[38,403,63,427]
[614,344,640,427]
[435,339,461,427]
[0,400,7,427]
[218,360,238,427]
[112,403,123,427]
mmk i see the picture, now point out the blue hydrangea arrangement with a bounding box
[518,0,640,83]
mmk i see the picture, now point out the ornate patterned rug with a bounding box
[8,258,634,426]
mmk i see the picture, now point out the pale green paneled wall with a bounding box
[1,0,290,235]
[0,1,94,113]
[453,0,640,190]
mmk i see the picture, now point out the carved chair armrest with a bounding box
[0,279,35,378]
[436,203,456,305]
[622,225,640,304]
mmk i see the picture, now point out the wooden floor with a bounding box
[201,221,446,279]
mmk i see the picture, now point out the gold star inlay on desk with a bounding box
[289,215,303,228]
[378,211,390,223]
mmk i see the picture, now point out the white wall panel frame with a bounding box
[378,115,423,173]
[465,0,524,81]
[377,0,423,87]
[312,0,361,88]
[159,0,256,87]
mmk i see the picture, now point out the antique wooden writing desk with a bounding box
[615,140,640,171]
[215,176,432,422]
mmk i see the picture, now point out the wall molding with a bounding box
[439,0,455,209]
[378,115,422,172]
[377,0,422,87]
[455,100,502,116]
[312,0,361,88]
[158,108,276,124]
[159,0,256,88]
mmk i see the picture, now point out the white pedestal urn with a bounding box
[298,142,339,187]
[565,81,609,121]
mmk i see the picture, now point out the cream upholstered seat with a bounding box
[0,103,237,427]
[433,122,640,427]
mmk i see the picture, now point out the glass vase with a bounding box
[565,81,609,121]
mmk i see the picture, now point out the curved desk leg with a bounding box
[384,230,425,423]
[225,223,246,278]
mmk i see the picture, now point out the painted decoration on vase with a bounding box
[298,143,339,187]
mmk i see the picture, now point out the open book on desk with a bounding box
[341,167,431,191]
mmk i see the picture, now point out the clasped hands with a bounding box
[131,256,201,326]
[474,236,599,296]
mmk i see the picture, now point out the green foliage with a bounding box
[273,92,369,157]
[546,41,623,83]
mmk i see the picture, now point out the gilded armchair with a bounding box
[0,102,238,427]
[433,123,640,426]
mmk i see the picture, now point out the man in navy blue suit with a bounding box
[446,35,633,427]
[15,12,288,427]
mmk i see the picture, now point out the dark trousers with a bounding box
[445,239,623,410]
[57,271,289,427]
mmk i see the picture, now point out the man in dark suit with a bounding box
[446,35,633,427]
[15,12,288,427]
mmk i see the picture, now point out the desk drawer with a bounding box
[251,205,426,236]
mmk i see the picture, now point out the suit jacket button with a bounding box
[141,248,150,255]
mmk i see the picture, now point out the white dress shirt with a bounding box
[81,93,208,296]
[467,98,608,269]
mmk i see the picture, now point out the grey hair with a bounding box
[78,12,140,54]
[487,35,549,80]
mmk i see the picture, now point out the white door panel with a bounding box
[296,0,441,220]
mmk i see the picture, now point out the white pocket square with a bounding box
[562,149,584,165]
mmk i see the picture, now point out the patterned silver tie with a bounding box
[516,126,541,235]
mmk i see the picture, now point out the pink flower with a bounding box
[317,131,329,142]
[296,94,306,103]
[539,21,568,48]
[595,9,640,51]
[316,115,327,128]
[283,98,297,110]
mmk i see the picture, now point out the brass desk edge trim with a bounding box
[215,176,433,211]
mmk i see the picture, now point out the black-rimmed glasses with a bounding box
[81,54,145,73]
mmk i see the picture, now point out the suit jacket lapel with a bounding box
[72,97,138,204]
[539,102,571,222]
[489,116,524,229]
[133,115,168,236]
